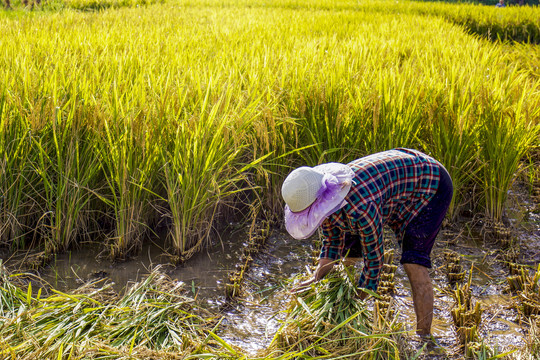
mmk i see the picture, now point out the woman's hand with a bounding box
[290,277,316,294]
[290,258,337,295]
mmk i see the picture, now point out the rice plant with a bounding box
[0,111,35,249]
[248,113,299,220]
[161,83,263,262]
[427,70,484,220]
[293,87,365,165]
[33,105,101,255]
[355,71,426,154]
[96,90,162,260]
[479,76,540,223]
[429,113,482,221]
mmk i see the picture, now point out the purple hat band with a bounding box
[284,163,354,239]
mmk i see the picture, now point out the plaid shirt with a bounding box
[320,148,441,291]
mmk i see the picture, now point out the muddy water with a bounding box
[32,227,531,357]
[36,225,255,297]
[4,185,539,358]
[33,226,316,354]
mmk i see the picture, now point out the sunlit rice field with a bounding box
[1,0,539,260]
[0,0,540,356]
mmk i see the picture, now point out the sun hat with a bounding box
[282,163,355,239]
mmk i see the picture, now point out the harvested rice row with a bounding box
[0,264,235,359]
[261,240,410,359]
[447,266,494,358]
[267,265,409,359]
[225,219,273,299]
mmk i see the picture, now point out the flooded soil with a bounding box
[1,183,539,358]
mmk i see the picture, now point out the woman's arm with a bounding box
[291,258,336,294]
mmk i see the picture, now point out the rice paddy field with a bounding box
[1,0,540,358]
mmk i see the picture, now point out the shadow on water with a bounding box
[1,183,538,357]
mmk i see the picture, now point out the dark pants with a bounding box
[400,164,453,267]
[343,164,453,268]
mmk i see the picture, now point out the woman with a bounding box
[281,148,453,336]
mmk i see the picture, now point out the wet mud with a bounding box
[1,184,539,358]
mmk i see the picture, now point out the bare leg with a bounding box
[403,263,433,336]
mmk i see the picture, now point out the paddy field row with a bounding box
[0,0,539,262]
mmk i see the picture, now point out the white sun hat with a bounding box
[282,163,355,239]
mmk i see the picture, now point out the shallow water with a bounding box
[2,185,539,358]
[33,226,315,354]
[37,226,251,297]
[3,229,534,357]
[216,224,534,357]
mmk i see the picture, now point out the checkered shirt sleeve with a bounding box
[318,148,441,292]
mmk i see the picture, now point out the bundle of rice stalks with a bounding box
[451,302,482,330]
[384,249,395,265]
[378,264,397,296]
[509,262,528,276]
[520,296,540,317]
[506,263,539,293]
[0,266,225,359]
[480,218,512,247]
[503,247,520,265]
[508,264,540,317]
[508,273,526,293]
[268,265,406,359]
